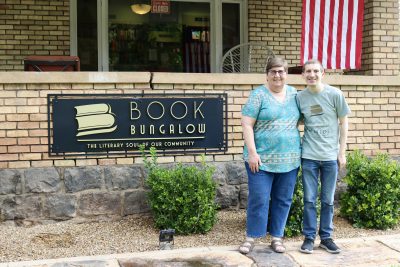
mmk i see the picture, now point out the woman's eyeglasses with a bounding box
[268,70,286,76]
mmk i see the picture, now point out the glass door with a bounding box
[76,0,98,71]
[222,3,241,56]
[108,0,210,72]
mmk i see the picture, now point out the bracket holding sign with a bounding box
[47,93,228,157]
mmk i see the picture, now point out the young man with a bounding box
[296,59,350,254]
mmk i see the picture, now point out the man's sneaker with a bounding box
[319,238,341,254]
[299,238,314,254]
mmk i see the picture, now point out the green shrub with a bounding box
[141,146,218,235]
[285,173,304,237]
[340,150,400,229]
[284,169,321,237]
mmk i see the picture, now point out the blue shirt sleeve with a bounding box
[242,88,262,119]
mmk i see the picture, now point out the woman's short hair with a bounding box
[265,57,288,73]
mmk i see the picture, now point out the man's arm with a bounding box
[241,115,261,173]
[338,115,349,169]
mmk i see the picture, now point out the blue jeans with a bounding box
[302,158,338,240]
[245,163,298,238]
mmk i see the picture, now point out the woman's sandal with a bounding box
[239,240,255,254]
[271,239,286,253]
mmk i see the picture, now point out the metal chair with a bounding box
[220,42,275,73]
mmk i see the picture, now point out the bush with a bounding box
[284,168,320,237]
[141,146,218,235]
[285,173,304,237]
[340,150,400,229]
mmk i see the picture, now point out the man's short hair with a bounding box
[302,59,324,73]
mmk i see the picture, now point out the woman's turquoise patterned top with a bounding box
[242,84,301,173]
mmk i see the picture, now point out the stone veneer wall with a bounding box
[1,72,400,223]
[0,162,248,224]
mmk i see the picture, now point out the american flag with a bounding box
[301,0,364,69]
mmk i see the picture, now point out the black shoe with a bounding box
[299,238,314,254]
[320,238,341,254]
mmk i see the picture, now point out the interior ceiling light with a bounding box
[131,1,151,15]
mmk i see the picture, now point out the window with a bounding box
[72,0,247,72]
[76,0,98,71]
[222,3,241,56]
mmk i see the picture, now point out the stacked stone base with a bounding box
[0,162,249,224]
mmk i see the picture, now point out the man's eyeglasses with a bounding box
[268,70,286,76]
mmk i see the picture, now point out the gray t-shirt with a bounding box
[296,84,351,161]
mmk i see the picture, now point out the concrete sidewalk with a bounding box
[1,234,400,267]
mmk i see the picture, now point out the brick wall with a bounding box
[349,0,400,75]
[247,0,303,66]
[0,0,70,71]
[0,1,398,74]
[0,72,250,169]
[1,72,400,222]
[343,86,400,153]
[247,0,400,75]
[1,72,400,169]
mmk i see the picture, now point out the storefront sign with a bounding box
[48,94,227,156]
[151,0,170,14]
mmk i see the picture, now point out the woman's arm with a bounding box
[241,115,261,173]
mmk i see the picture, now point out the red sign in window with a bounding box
[151,0,170,14]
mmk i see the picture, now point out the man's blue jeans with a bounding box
[302,158,338,240]
[245,162,298,238]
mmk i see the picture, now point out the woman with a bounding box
[239,57,301,254]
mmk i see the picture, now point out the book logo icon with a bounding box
[75,103,117,137]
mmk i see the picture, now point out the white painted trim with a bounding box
[97,0,102,71]
[97,0,109,71]
[101,0,109,71]
[211,1,220,73]
[70,0,78,56]
[241,0,248,45]
[216,0,247,72]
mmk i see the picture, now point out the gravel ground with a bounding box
[0,209,399,263]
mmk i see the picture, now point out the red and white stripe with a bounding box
[301,0,364,69]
